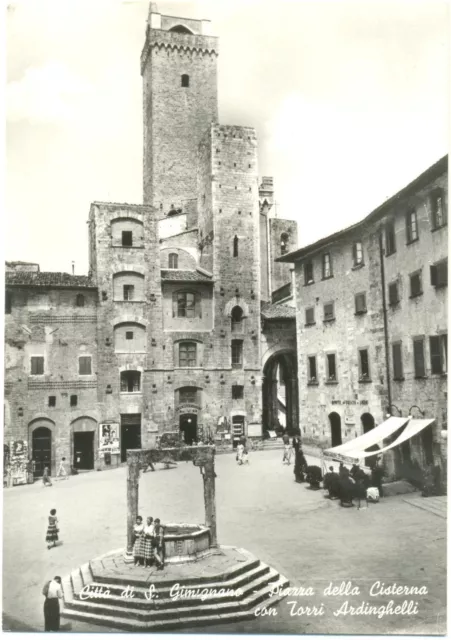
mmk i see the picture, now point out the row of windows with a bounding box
[303,191,446,285]
[304,259,448,326]
[394,334,448,379]
[307,349,371,384]
[47,395,78,408]
[30,356,92,376]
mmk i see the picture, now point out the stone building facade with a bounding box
[4,4,298,478]
[279,156,448,479]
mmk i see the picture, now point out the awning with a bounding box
[323,416,409,462]
[323,417,436,464]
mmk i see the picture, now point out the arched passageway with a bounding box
[262,351,298,435]
[329,412,342,447]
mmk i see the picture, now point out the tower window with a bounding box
[231,306,244,333]
[280,233,289,255]
[231,340,243,368]
[181,74,190,88]
[179,342,197,367]
[78,356,92,376]
[76,294,85,307]
[168,253,178,269]
[122,231,133,247]
[233,236,239,257]
[70,395,78,407]
[123,284,135,301]
[120,370,141,393]
[48,396,56,408]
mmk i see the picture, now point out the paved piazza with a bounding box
[3,449,446,635]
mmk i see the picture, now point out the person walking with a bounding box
[46,509,59,549]
[42,466,53,487]
[56,457,68,480]
[282,433,292,465]
[42,576,63,631]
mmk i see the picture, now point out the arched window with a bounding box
[181,74,190,88]
[120,371,141,393]
[231,306,243,333]
[168,253,179,269]
[169,25,194,34]
[76,294,85,307]
[280,232,289,255]
[233,235,239,257]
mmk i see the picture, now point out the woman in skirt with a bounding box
[132,516,145,566]
[143,517,155,567]
[46,508,59,549]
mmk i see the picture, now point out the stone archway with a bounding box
[262,350,298,435]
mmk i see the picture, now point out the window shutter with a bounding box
[172,292,177,318]
[413,339,425,377]
[430,336,442,374]
[392,343,403,379]
[195,292,202,318]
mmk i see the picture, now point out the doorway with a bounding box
[32,427,52,477]
[73,432,94,470]
[329,412,342,447]
[121,414,142,462]
[421,425,434,466]
[180,414,197,445]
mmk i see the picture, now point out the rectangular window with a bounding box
[413,338,425,378]
[323,302,335,322]
[232,385,244,400]
[122,230,133,247]
[304,261,314,285]
[123,284,134,301]
[392,342,403,380]
[305,307,315,325]
[359,349,370,380]
[327,353,337,381]
[120,371,141,392]
[431,190,447,229]
[30,356,44,375]
[385,221,396,256]
[409,271,422,298]
[177,292,196,318]
[352,241,364,266]
[388,282,399,307]
[406,210,419,243]
[430,335,447,375]
[231,340,243,368]
[79,356,92,376]
[355,292,367,314]
[308,356,317,382]
[70,395,78,407]
[179,342,197,367]
[48,396,56,408]
[179,388,197,405]
[322,253,332,279]
[125,331,134,340]
[430,259,448,288]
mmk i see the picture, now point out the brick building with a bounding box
[4,4,298,478]
[279,156,448,480]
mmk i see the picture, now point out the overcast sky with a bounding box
[6,0,449,274]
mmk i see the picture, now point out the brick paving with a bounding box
[2,449,447,635]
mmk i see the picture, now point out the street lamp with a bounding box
[386,404,402,418]
[408,405,425,419]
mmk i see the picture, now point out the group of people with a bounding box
[133,516,165,569]
[323,461,384,507]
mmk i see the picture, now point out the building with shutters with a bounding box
[4,4,299,479]
[278,155,448,480]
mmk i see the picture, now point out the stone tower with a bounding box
[141,3,219,213]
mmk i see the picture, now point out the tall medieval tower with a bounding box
[141,3,218,213]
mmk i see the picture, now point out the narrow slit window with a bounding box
[233,235,239,257]
[181,74,189,88]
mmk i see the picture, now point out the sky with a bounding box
[5,0,449,274]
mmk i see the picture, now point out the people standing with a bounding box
[42,576,63,631]
[56,457,68,480]
[143,517,155,567]
[236,441,244,465]
[132,516,145,567]
[42,466,53,487]
[282,433,292,465]
[370,459,385,498]
[46,509,59,550]
[292,437,304,482]
[152,518,165,570]
[242,446,249,465]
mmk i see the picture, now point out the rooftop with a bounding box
[278,154,448,263]
[160,269,213,283]
[5,271,96,289]
[261,302,295,321]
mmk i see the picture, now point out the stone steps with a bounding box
[61,547,290,631]
[62,573,289,631]
[69,565,279,615]
[82,562,271,605]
